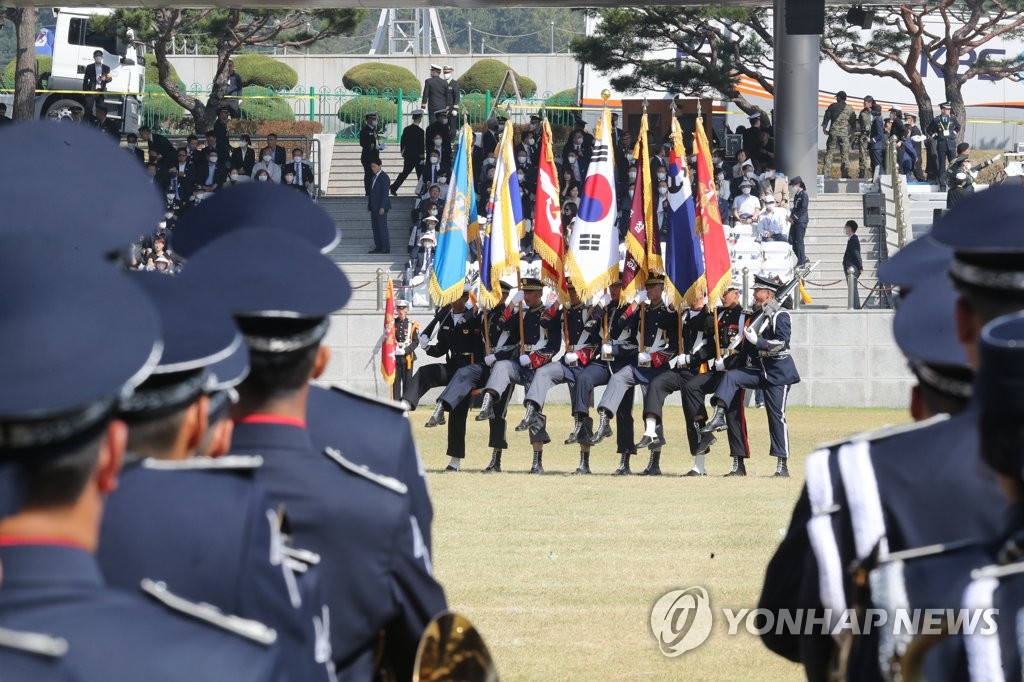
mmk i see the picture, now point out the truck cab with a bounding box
[40,7,145,132]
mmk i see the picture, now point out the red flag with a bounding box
[694,116,732,306]
[533,120,567,303]
[381,277,396,387]
[621,111,658,304]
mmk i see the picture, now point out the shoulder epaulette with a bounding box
[814,413,950,451]
[323,447,408,495]
[283,546,321,566]
[141,579,277,646]
[0,627,67,658]
[328,385,408,413]
[142,455,263,471]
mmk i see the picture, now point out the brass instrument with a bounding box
[414,612,498,682]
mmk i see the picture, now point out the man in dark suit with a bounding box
[213,106,232,159]
[367,158,391,254]
[138,126,175,169]
[82,49,110,115]
[124,133,145,163]
[230,134,256,176]
[443,65,460,140]
[360,112,381,196]
[191,149,227,196]
[420,64,448,120]
[286,147,315,194]
[259,133,287,166]
[90,104,120,138]
[391,109,425,195]
[843,219,864,309]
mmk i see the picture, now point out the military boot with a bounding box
[516,401,538,432]
[774,457,790,478]
[724,456,747,477]
[424,402,445,428]
[474,391,496,421]
[589,409,613,445]
[613,452,632,476]
[529,450,544,475]
[639,450,662,476]
[574,451,591,475]
[483,449,502,473]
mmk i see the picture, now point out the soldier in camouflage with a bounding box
[821,90,854,179]
[856,95,874,179]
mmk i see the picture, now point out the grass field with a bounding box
[417,405,910,681]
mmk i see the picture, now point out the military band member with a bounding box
[393,300,420,400]
[98,272,334,682]
[682,288,752,476]
[474,277,562,474]
[180,225,448,680]
[757,188,1024,677]
[424,283,516,472]
[702,276,798,477]
[588,276,680,476]
[515,279,602,474]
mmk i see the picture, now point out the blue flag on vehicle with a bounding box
[430,123,476,305]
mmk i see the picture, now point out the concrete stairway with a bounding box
[325,142,421,197]
[320,195,417,313]
[802,192,885,309]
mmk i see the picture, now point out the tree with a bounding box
[821,0,1024,134]
[2,7,38,120]
[98,9,362,131]
[571,7,775,118]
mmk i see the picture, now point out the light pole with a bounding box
[468,21,473,56]
[550,22,555,54]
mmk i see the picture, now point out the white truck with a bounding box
[2,7,145,132]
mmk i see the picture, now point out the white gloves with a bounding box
[602,343,613,356]
[992,153,1003,163]
[484,354,497,367]
[637,352,652,367]
[519,354,532,367]
[634,290,649,305]
[680,353,690,366]
[507,288,524,306]
[744,326,758,344]
[395,347,405,356]
[419,333,430,347]
[564,351,579,366]
[714,358,726,372]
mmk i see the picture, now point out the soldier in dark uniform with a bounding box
[927,102,961,189]
[360,111,381,196]
[821,91,854,178]
[702,275,800,477]
[473,277,562,474]
[98,271,334,682]
[756,189,1024,678]
[515,279,601,473]
[443,65,460,139]
[420,64,448,120]
[788,176,809,266]
[0,233,283,682]
[393,299,420,400]
[588,276,680,475]
[569,278,641,474]
[391,108,426,196]
[424,283,517,472]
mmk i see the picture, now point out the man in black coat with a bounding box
[82,49,111,115]
[360,112,381,196]
[391,109,425,195]
[927,101,961,189]
[139,126,176,169]
[421,64,449,119]
[842,220,863,308]
[90,104,120,138]
[367,158,391,254]
[443,65,460,139]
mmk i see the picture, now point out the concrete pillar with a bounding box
[773,0,821,196]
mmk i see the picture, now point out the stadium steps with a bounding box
[320,195,417,313]
[801,193,885,309]
[324,142,420,197]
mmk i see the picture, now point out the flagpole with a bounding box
[639,302,646,353]
[692,97,724,362]
[517,269,525,356]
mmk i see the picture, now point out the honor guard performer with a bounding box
[757,187,1024,678]
[0,233,283,681]
[568,274,641,475]
[473,274,562,474]
[514,276,603,474]
[702,275,799,477]
[393,299,420,400]
[98,271,334,681]
[589,274,680,477]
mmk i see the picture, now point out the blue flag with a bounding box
[480,120,523,307]
[664,117,705,309]
[430,124,476,305]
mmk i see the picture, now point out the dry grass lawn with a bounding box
[417,405,910,681]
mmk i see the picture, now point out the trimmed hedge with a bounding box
[232,54,298,90]
[338,96,399,128]
[229,119,323,137]
[342,63,420,98]
[545,88,580,127]
[239,85,294,121]
[2,56,52,88]
[459,59,537,99]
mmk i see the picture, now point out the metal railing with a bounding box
[885,137,912,248]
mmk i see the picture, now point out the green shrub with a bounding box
[337,96,399,128]
[545,88,579,127]
[142,62,188,130]
[342,63,420,98]
[457,92,489,125]
[459,59,537,99]
[144,61,183,88]
[232,54,298,90]
[239,85,294,121]
[2,56,52,88]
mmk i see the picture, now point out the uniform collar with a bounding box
[0,543,103,589]
[230,417,314,455]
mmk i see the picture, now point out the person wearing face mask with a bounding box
[420,148,450,191]
[563,147,584,184]
[758,165,789,208]
[230,134,255,176]
[253,169,272,183]
[191,148,227,199]
[287,147,314,193]
[251,149,281,184]
[732,180,761,227]
[169,149,195,206]
[756,196,788,242]
[82,50,111,117]
[729,160,756,200]
[442,65,460,138]
[225,167,249,185]
[650,142,670,179]
[787,176,809,265]
[391,109,426,196]
[123,133,144,163]
[90,104,120,138]
[425,111,452,166]
[656,181,670,238]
